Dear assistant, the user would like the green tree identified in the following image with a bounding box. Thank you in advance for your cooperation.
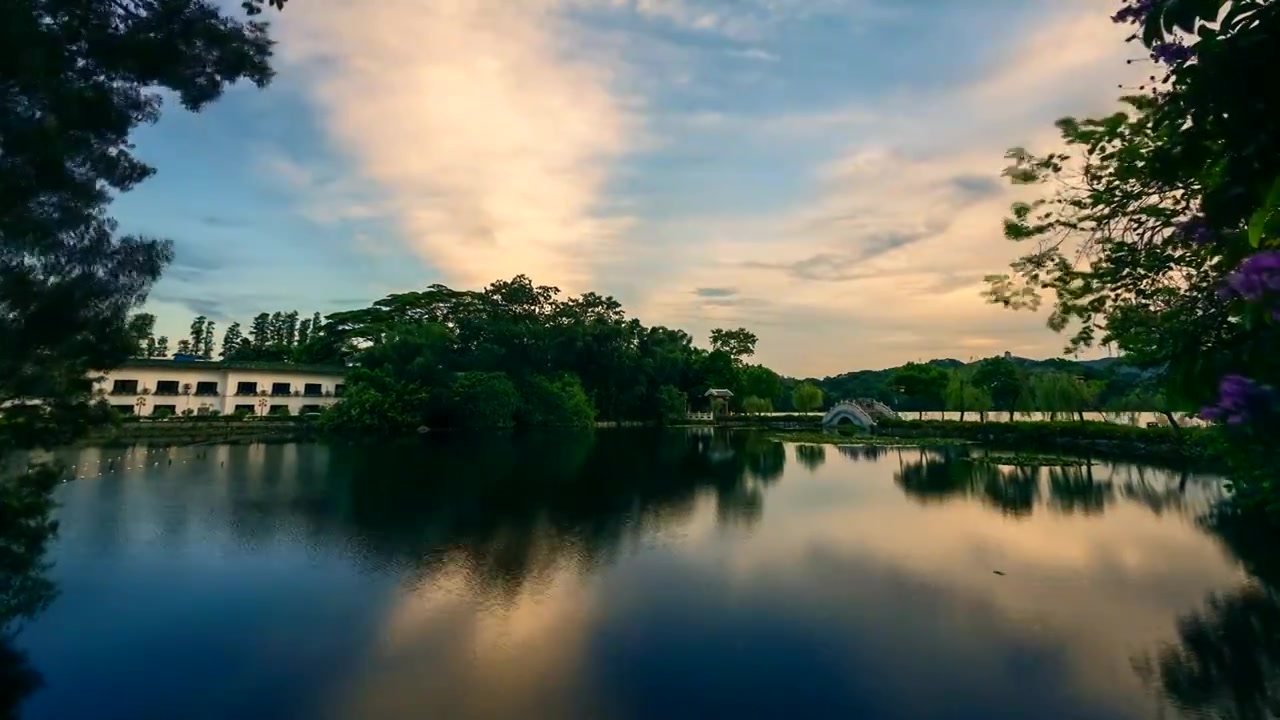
[317,369,431,439]
[283,311,299,348]
[985,0,1280,509]
[741,396,773,415]
[973,357,1024,421]
[220,322,245,360]
[297,317,312,348]
[201,319,216,359]
[154,336,169,358]
[126,313,156,358]
[248,313,271,353]
[792,382,824,412]
[944,370,994,422]
[188,316,207,358]
[0,0,286,682]
[519,375,596,427]
[655,385,688,425]
[268,311,285,346]
[741,365,782,407]
[316,276,775,431]
[892,362,950,419]
[175,339,192,355]
[710,327,758,362]
[1029,372,1096,421]
[450,372,521,429]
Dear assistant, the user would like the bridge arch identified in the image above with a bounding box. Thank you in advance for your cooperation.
[820,399,898,429]
[822,402,875,430]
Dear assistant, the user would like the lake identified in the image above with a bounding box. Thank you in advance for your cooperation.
[14,430,1276,720]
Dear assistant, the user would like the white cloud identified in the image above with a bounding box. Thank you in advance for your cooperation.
[728,47,780,62]
[630,0,1149,374]
[275,0,640,293]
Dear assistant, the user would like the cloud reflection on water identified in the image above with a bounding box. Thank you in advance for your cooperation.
[24,432,1269,720]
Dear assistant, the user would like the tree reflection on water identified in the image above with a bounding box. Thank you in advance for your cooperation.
[1137,512,1280,720]
[795,444,827,472]
[892,448,1043,518]
[882,443,1280,719]
[222,429,791,600]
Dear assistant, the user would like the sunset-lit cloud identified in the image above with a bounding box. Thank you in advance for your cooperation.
[122,0,1153,375]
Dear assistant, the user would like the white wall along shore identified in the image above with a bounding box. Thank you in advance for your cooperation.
[95,359,346,417]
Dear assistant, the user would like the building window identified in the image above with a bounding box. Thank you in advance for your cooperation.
[154,380,180,395]
[233,404,255,415]
[151,405,177,417]
[268,404,290,416]
[112,404,134,416]
[334,384,346,397]
[110,379,139,395]
[299,405,323,415]
[195,381,218,396]
[271,382,291,396]
[303,383,323,396]
[236,382,257,396]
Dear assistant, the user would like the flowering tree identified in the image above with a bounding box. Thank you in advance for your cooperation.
[986,0,1280,512]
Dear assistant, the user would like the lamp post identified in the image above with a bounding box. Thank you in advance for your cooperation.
[134,397,147,417]
[257,397,268,417]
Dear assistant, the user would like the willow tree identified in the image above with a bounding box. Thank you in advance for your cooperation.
[944,370,993,422]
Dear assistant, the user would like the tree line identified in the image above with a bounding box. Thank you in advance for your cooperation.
[309,276,789,433]
[805,355,1182,424]
[127,306,1175,426]
[127,310,334,363]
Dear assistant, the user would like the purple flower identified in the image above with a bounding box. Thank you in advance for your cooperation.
[1112,0,1156,25]
[1225,251,1280,302]
[1173,215,1214,245]
[1200,374,1277,425]
[1152,41,1194,65]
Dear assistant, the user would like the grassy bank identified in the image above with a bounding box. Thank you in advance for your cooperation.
[764,430,973,448]
[766,419,1224,467]
[84,417,318,445]
[871,419,1222,466]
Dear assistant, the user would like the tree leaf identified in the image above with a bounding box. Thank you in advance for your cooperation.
[1247,176,1280,248]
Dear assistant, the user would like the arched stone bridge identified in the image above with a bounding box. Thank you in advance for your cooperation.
[822,399,898,429]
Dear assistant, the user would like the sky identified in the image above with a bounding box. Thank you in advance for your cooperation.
[119,0,1147,378]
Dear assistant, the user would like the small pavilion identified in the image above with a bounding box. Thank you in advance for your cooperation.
[704,388,734,416]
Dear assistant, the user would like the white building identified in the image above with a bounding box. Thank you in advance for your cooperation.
[94,359,347,417]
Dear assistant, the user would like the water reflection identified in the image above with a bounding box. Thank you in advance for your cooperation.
[17,431,1273,720]
[795,444,827,472]
[1135,513,1280,720]
[1140,582,1280,720]
[890,447,1222,521]
[893,448,1041,517]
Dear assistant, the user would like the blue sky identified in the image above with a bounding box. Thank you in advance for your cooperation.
[121,0,1143,376]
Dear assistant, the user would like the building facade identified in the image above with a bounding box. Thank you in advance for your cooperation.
[94,359,347,417]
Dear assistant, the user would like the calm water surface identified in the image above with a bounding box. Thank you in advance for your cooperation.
[14,430,1278,719]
